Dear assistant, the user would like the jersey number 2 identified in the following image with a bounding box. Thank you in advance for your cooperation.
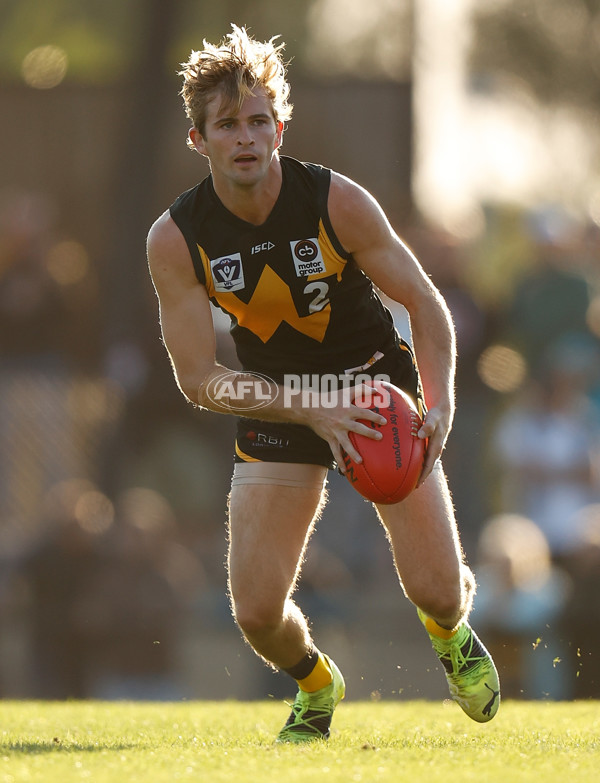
[304,281,330,313]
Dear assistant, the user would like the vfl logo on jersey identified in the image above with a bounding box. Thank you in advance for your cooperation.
[211,253,244,292]
[291,238,326,277]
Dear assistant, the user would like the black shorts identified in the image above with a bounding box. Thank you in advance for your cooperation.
[233,339,425,469]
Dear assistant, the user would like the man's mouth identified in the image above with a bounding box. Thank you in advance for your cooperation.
[235,154,257,163]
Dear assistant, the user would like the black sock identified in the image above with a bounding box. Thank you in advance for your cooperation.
[282,646,319,681]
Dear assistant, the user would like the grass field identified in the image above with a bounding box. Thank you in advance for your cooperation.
[1,699,599,783]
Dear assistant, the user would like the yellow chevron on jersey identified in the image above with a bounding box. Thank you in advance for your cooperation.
[314,219,345,283]
[205,258,331,343]
[197,220,346,344]
[199,246,216,299]
[169,156,398,375]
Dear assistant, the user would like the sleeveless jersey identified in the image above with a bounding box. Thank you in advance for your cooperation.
[169,156,398,380]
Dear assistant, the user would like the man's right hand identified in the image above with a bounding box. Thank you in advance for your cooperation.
[298,382,387,470]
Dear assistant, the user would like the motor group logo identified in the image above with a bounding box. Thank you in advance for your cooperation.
[291,238,326,277]
[205,371,392,411]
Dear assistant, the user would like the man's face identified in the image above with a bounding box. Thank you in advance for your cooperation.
[191,88,283,187]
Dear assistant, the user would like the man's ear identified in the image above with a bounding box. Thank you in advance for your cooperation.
[275,121,284,150]
[188,127,207,155]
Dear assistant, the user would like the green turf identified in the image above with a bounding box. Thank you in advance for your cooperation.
[1,700,599,782]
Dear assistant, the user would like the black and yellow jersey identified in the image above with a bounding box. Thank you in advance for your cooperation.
[169,156,398,380]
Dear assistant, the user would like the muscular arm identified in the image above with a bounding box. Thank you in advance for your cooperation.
[328,173,457,481]
[147,212,218,403]
[147,211,384,466]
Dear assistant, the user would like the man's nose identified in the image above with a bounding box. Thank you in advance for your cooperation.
[237,124,255,145]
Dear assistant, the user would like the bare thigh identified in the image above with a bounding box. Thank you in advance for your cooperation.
[227,465,328,623]
[376,463,470,623]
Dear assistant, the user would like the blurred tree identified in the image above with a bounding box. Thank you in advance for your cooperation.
[0,0,414,85]
[177,0,312,67]
[102,0,180,349]
[97,0,182,496]
[304,0,412,80]
[0,0,135,81]
[471,0,600,109]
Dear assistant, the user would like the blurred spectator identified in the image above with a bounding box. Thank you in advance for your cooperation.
[8,481,205,700]
[0,190,111,589]
[78,488,203,700]
[18,480,109,698]
[471,513,571,699]
[560,504,600,698]
[491,334,600,561]
[0,190,62,365]
[0,189,100,370]
[503,207,591,365]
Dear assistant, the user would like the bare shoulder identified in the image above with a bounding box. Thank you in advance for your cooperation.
[147,210,187,261]
[147,210,197,288]
[327,171,430,304]
[328,171,383,221]
[328,171,394,256]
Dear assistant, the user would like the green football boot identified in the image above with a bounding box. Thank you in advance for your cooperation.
[418,609,500,722]
[276,656,345,743]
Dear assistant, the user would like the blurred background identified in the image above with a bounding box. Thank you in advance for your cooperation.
[1,0,600,703]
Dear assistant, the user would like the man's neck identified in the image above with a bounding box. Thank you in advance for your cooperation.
[212,156,283,226]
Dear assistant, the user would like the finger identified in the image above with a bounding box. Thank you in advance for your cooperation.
[417,437,442,486]
[349,382,375,408]
[332,443,348,472]
[348,382,388,414]
[418,423,433,440]
[339,436,362,465]
[350,419,385,442]
[417,454,436,486]
[327,431,362,470]
[418,412,438,440]
[352,405,387,428]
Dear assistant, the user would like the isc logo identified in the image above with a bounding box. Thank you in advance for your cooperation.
[251,241,275,255]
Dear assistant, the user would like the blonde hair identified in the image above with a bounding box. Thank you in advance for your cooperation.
[179,25,292,147]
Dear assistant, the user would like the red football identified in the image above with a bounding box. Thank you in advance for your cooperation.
[342,380,425,504]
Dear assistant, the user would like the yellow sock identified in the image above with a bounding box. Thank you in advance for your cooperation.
[297,652,332,693]
[423,616,458,641]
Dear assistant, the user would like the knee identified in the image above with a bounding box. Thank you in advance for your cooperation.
[231,596,284,638]
[416,591,463,627]
[408,566,475,628]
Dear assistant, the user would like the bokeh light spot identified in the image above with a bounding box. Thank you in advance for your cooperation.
[74,490,115,535]
[477,344,527,392]
[22,45,68,89]
[118,488,176,532]
[46,240,90,286]
[586,296,600,339]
